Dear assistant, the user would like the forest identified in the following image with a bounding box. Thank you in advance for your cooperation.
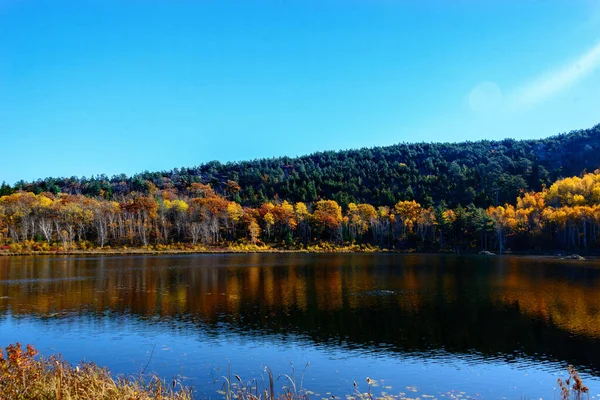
[1,124,600,253]
[3,124,600,209]
[2,168,600,254]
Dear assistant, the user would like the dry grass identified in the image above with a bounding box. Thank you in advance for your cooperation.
[558,365,589,400]
[0,343,192,400]
[217,364,313,400]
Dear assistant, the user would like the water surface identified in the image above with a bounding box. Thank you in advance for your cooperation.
[0,253,599,399]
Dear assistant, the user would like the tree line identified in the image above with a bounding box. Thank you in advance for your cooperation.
[2,172,600,253]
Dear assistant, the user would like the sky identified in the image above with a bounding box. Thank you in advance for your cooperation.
[1,0,599,184]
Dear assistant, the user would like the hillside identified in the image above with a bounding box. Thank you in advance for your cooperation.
[7,124,600,208]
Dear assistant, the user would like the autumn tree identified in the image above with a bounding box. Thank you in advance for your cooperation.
[394,200,421,241]
[248,219,261,245]
[294,202,311,243]
[312,200,343,242]
[33,194,55,243]
[189,192,228,245]
[0,192,37,242]
[120,194,158,246]
[346,203,377,242]
[487,204,517,254]
[225,202,244,239]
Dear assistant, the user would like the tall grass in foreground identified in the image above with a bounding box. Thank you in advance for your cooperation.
[0,343,192,400]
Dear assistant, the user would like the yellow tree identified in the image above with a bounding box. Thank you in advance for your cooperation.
[33,194,56,243]
[394,200,421,240]
[312,200,343,242]
[373,206,394,246]
[346,203,377,242]
[158,197,188,242]
[346,203,362,241]
[263,211,274,239]
[294,202,311,243]
[274,200,296,232]
[487,205,517,254]
[169,199,189,240]
[545,171,600,207]
[257,201,276,240]
[226,202,244,239]
[516,191,546,235]
[357,204,377,233]
[248,219,261,245]
[0,192,36,242]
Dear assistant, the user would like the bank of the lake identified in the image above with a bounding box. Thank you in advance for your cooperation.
[0,240,397,255]
[1,243,596,259]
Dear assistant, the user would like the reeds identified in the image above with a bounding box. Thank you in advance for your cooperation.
[558,365,589,400]
[218,363,311,400]
[0,343,192,400]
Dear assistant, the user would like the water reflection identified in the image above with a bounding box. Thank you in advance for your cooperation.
[1,254,600,382]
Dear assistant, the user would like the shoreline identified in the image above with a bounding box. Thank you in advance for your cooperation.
[0,247,387,257]
[0,246,595,258]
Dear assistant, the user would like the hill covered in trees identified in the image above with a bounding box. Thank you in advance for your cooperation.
[2,123,600,255]
[5,124,600,209]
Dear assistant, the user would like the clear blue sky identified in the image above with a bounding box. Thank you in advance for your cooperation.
[1,0,599,184]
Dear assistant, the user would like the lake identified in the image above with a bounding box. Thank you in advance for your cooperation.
[0,253,599,399]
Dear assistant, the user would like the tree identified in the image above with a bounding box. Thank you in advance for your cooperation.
[294,202,311,243]
[346,203,377,242]
[487,205,516,254]
[226,202,244,239]
[34,194,56,243]
[248,219,261,245]
[0,182,14,196]
[313,200,342,242]
[394,200,421,241]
